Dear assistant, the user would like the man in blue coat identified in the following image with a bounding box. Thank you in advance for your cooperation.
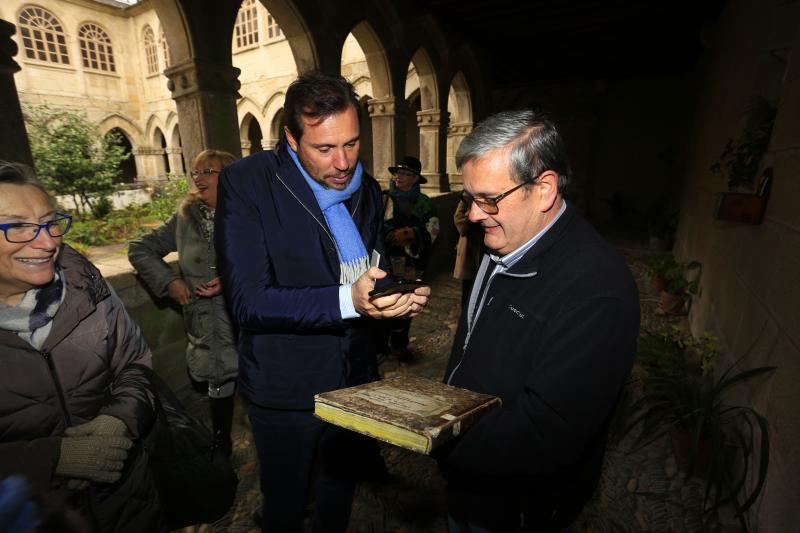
[438,109,640,532]
[215,71,430,532]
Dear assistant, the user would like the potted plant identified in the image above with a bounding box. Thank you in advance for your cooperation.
[709,97,777,192]
[644,254,701,314]
[626,327,775,531]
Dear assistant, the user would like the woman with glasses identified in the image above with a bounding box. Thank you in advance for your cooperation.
[128,149,239,455]
[0,161,165,532]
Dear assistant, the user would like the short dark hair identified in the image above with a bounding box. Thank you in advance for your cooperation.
[455,109,571,194]
[283,71,361,141]
[0,160,56,208]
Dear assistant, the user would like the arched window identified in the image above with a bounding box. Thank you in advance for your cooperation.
[18,6,69,65]
[79,23,115,73]
[233,0,259,51]
[143,25,157,74]
[266,12,282,41]
[159,29,171,69]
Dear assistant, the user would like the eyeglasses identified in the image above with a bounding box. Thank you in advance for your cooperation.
[190,168,221,178]
[460,178,537,215]
[0,213,73,243]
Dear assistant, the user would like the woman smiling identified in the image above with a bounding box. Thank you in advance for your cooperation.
[0,161,164,532]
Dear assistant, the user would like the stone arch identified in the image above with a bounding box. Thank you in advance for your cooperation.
[257,0,318,73]
[98,114,144,147]
[240,112,264,155]
[145,115,167,147]
[238,97,265,154]
[104,128,137,184]
[269,109,284,150]
[446,71,474,190]
[168,121,186,175]
[263,91,286,147]
[409,47,441,187]
[348,20,391,100]
[346,20,394,182]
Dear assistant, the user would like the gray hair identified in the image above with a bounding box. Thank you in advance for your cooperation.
[455,109,571,194]
[0,160,56,208]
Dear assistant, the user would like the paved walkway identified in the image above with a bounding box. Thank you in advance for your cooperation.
[88,244,722,532]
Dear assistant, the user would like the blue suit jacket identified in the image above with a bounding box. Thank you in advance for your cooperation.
[215,142,388,409]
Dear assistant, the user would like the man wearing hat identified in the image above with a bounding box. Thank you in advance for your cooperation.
[382,156,439,359]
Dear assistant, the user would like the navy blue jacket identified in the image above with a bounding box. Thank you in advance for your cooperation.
[438,205,640,530]
[215,142,387,409]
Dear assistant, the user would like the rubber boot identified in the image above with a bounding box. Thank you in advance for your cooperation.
[209,396,235,456]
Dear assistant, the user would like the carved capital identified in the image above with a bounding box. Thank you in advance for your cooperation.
[416,109,443,127]
[447,122,473,135]
[165,60,241,100]
[240,139,252,149]
[367,97,396,117]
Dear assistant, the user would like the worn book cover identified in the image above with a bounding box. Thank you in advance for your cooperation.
[314,375,501,454]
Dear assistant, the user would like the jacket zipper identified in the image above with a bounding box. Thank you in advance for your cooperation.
[41,351,72,427]
[275,171,337,246]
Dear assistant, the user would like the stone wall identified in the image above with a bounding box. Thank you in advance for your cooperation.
[675,0,800,529]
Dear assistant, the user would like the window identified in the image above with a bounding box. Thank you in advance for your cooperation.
[143,25,157,74]
[159,29,170,69]
[233,0,259,51]
[79,23,116,72]
[266,13,282,41]
[18,6,69,65]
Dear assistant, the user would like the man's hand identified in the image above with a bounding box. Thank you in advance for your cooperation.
[166,278,192,305]
[402,285,431,317]
[352,268,431,319]
[196,277,222,298]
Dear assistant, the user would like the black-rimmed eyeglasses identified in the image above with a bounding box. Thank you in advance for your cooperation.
[460,178,537,215]
[190,169,221,178]
[0,213,73,243]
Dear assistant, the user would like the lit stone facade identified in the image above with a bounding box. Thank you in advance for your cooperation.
[3,0,473,190]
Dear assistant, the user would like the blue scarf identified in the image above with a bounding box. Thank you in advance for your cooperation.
[287,147,369,284]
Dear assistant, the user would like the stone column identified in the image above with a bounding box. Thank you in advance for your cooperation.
[166,147,185,175]
[131,148,148,182]
[447,122,473,191]
[0,19,33,165]
[368,96,404,188]
[240,139,252,157]
[165,60,242,167]
[417,109,447,193]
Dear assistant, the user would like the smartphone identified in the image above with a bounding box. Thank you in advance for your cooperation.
[369,280,427,298]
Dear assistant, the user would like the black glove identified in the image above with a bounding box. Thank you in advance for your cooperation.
[55,435,133,484]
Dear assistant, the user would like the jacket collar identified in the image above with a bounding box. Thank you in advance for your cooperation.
[504,201,575,276]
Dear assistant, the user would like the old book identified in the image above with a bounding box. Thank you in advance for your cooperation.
[314,375,501,454]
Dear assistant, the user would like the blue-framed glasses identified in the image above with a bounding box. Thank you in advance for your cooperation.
[0,213,73,243]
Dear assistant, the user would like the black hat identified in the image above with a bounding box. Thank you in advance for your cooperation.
[388,155,427,184]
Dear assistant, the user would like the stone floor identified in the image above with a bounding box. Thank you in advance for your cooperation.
[170,243,725,533]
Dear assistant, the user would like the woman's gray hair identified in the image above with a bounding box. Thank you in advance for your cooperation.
[0,160,56,208]
[455,109,571,194]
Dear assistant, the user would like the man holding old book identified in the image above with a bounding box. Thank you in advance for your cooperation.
[215,71,429,532]
[438,109,640,532]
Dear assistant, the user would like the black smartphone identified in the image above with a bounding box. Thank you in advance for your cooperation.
[369,280,427,298]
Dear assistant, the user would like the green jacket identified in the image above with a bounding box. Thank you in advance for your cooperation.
[128,198,238,385]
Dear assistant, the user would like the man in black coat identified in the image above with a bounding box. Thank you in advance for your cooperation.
[437,109,640,532]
